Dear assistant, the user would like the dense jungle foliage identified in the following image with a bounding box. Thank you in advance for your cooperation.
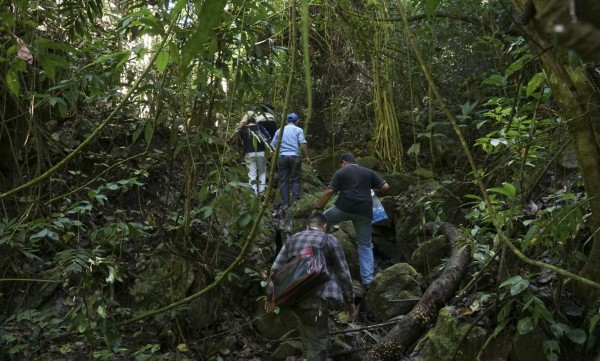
[2,0,600,360]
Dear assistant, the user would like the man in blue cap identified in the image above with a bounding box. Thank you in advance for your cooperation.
[271,113,310,207]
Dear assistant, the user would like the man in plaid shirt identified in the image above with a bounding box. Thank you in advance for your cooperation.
[266,212,355,360]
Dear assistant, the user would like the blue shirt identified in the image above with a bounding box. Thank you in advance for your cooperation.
[271,123,307,157]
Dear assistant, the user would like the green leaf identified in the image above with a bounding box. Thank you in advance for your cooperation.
[144,122,154,144]
[510,279,529,296]
[566,329,586,345]
[156,50,169,73]
[497,300,513,323]
[6,69,20,95]
[517,317,533,335]
[550,323,570,338]
[482,74,507,87]
[30,229,48,241]
[1,12,16,27]
[407,143,420,156]
[181,0,227,67]
[489,182,516,200]
[499,275,523,288]
[526,72,545,97]
[424,0,441,18]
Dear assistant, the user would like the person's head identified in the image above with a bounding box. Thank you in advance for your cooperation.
[307,212,327,231]
[287,113,299,123]
[246,116,257,124]
[339,152,356,167]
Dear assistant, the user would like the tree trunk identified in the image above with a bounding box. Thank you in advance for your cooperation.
[363,222,471,361]
[511,0,600,303]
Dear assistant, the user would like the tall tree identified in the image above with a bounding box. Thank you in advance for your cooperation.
[511,0,600,303]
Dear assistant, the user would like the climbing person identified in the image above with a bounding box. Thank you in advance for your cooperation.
[270,112,310,207]
[231,115,272,195]
[256,104,278,138]
[313,152,390,287]
[265,212,355,361]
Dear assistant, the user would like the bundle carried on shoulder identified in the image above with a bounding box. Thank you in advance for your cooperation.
[266,245,329,307]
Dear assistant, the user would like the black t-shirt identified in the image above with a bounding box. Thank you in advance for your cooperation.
[238,124,271,154]
[328,164,386,217]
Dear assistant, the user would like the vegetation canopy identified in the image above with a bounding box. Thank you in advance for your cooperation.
[1,0,600,360]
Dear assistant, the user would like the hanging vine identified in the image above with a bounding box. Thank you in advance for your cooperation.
[372,0,403,173]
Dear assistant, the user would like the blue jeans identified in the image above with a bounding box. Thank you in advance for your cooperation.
[277,155,302,206]
[324,206,374,285]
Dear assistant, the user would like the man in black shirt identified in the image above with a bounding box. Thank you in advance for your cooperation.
[314,152,389,286]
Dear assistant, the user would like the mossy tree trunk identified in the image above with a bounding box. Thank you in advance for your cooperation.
[511,0,600,303]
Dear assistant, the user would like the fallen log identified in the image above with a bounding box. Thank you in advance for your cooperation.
[363,222,471,361]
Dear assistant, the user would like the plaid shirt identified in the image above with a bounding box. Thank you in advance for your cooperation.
[270,228,354,305]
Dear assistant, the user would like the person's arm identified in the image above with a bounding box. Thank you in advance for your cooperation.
[314,187,335,211]
[379,182,390,191]
[270,130,279,149]
[300,143,310,163]
[328,236,356,319]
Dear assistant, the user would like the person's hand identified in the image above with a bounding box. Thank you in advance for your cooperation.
[303,157,311,164]
[345,303,356,321]
[264,300,276,313]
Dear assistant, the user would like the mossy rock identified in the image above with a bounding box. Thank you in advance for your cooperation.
[411,235,451,277]
[421,306,486,361]
[380,172,419,196]
[313,153,339,182]
[271,340,303,360]
[334,231,360,281]
[253,301,299,340]
[366,263,422,321]
[357,155,380,170]
[414,167,435,179]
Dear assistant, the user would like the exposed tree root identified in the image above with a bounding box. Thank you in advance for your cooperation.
[363,222,471,361]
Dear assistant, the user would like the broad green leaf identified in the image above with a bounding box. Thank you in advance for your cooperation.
[499,275,523,288]
[550,323,570,338]
[497,300,513,323]
[523,225,539,245]
[6,69,20,95]
[510,279,529,296]
[489,183,516,200]
[517,317,533,335]
[144,122,154,144]
[156,50,169,72]
[566,329,586,345]
[1,12,16,27]
[424,0,441,18]
[30,229,48,241]
[482,74,507,87]
[526,73,545,97]
[407,143,420,156]
[181,0,227,67]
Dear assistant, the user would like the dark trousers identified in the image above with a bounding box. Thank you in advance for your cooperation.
[277,155,302,206]
[287,298,329,361]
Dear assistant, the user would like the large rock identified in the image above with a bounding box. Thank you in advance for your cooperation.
[253,302,299,340]
[366,263,423,321]
[313,152,339,182]
[334,230,361,281]
[271,340,303,360]
[380,172,419,196]
[420,307,487,361]
[411,235,451,277]
[357,155,380,170]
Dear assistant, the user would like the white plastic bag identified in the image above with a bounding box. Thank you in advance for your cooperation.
[372,192,388,224]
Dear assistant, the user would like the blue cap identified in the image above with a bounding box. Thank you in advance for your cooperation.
[286,113,299,122]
